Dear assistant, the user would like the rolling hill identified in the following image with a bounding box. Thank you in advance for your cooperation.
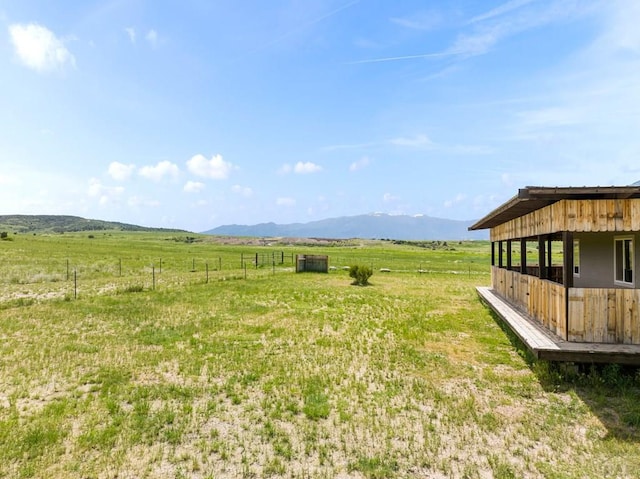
[203,213,488,241]
[0,215,188,234]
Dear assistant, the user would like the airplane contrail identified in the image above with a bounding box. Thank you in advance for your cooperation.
[250,0,361,54]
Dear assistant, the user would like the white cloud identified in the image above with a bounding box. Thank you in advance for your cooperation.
[383,193,399,203]
[187,154,235,179]
[349,156,370,172]
[139,160,180,181]
[276,197,296,206]
[231,185,253,197]
[87,178,124,205]
[108,161,136,181]
[146,29,158,48]
[184,181,205,193]
[279,162,322,174]
[294,161,322,174]
[9,23,75,72]
[390,134,433,148]
[125,27,136,44]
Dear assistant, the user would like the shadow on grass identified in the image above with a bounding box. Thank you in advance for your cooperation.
[487,309,640,443]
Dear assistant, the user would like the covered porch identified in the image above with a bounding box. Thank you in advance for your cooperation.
[477,286,640,365]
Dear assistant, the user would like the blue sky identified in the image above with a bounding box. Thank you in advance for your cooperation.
[1,0,639,232]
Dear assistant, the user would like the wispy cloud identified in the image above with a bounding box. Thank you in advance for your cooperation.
[128,196,160,208]
[468,0,535,24]
[276,197,296,207]
[390,134,434,148]
[351,1,585,64]
[87,178,124,205]
[248,0,360,55]
[390,10,443,31]
[321,141,377,151]
[383,192,399,203]
[125,27,136,44]
[349,156,370,172]
[231,185,253,197]
[9,23,75,72]
[145,29,158,48]
[444,193,466,208]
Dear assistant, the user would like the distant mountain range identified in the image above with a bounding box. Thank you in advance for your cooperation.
[204,213,488,241]
[0,215,187,234]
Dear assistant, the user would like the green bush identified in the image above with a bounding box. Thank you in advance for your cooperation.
[349,264,373,286]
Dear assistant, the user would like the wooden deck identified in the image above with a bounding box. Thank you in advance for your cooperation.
[476,287,640,365]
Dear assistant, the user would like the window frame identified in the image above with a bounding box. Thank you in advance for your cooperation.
[573,239,580,277]
[614,235,635,287]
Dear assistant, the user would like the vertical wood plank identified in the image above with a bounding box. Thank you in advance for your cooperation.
[607,290,617,343]
[569,289,584,341]
[614,200,624,232]
[632,200,640,231]
[567,200,577,231]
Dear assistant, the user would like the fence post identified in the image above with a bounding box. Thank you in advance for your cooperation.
[119,258,122,277]
[219,256,222,271]
[66,259,69,281]
[152,265,156,290]
[74,269,77,299]
[206,262,209,284]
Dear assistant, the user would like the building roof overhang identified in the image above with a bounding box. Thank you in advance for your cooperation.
[469,186,640,231]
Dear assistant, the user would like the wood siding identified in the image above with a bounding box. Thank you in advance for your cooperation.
[492,266,567,339]
[490,199,640,241]
[568,288,640,344]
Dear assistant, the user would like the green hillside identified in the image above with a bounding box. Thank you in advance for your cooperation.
[0,215,188,234]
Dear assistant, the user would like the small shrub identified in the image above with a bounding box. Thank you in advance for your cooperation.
[122,284,144,293]
[349,264,373,286]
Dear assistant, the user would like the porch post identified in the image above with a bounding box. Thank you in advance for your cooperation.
[562,231,573,341]
[547,237,552,280]
[538,235,547,279]
[562,232,574,288]
[491,242,495,266]
[520,238,527,274]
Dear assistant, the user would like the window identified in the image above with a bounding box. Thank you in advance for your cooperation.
[573,239,580,276]
[614,236,634,285]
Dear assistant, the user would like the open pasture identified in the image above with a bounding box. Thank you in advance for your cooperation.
[1,232,639,478]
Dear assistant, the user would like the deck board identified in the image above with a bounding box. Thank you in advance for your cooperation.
[476,286,640,365]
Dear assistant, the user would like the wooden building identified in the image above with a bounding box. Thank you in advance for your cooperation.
[469,186,640,363]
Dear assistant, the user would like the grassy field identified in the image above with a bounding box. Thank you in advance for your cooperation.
[1,232,639,478]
